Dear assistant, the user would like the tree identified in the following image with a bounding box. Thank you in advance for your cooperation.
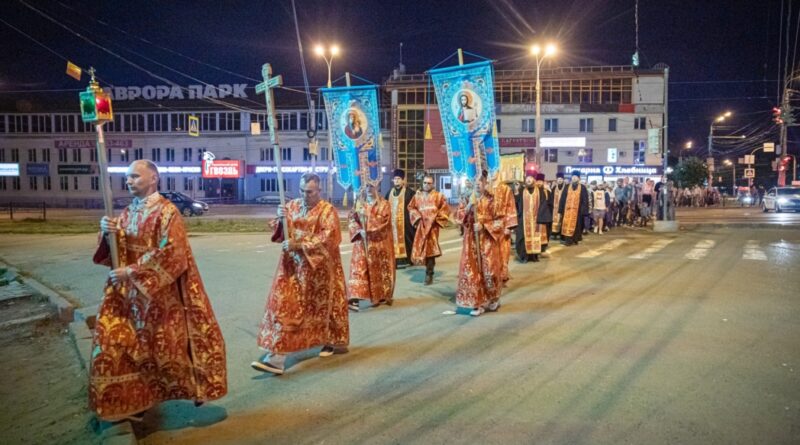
[669,157,709,188]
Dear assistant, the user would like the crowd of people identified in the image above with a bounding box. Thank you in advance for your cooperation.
[90,160,683,425]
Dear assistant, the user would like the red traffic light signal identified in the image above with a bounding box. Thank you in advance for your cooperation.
[773,107,784,125]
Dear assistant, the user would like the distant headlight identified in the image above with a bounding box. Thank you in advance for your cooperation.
[777,197,789,204]
[192,202,203,208]
[743,197,752,202]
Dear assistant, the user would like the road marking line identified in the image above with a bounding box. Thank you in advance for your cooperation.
[629,239,675,259]
[442,245,464,254]
[685,239,716,260]
[742,240,767,261]
[577,239,628,258]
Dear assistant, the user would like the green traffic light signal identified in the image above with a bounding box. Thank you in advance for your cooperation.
[80,90,97,122]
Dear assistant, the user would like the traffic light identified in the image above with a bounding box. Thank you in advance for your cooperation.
[80,89,113,123]
[772,107,784,125]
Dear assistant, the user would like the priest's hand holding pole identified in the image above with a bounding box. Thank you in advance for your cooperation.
[100,216,119,235]
[473,222,483,233]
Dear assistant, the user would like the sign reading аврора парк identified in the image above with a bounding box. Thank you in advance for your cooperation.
[104,84,248,101]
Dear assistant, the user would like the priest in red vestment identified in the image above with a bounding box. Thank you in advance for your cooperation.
[347,181,396,311]
[93,160,227,422]
[455,171,505,317]
[252,173,349,375]
[408,174,451,285]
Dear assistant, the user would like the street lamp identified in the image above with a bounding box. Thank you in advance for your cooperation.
[707,111,733,186]
[723,158,735,192]
[315,44,340,202]
[680,140,692,162]
[529,42,557,171]
[315,44,339,88]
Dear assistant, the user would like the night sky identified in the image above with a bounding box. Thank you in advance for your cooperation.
[0,0,794,158]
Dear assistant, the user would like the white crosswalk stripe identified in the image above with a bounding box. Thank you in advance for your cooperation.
[685,239,716,260]
[628,238,675,259]
[577,239,628,258]
[742,240,768,261]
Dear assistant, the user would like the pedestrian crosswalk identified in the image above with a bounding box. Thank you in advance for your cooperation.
[248,232,791,263]
[685,239,716,260]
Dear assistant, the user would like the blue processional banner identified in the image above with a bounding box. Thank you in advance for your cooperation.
[321,85,383,191]
[429,60,500,182]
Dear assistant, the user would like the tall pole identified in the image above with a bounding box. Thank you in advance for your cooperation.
[661,67,669,221]
[325,57,335,203]
[732,164,736,191]
[707,124,713,187]
[95,122,118,268]
[534,59,543,170]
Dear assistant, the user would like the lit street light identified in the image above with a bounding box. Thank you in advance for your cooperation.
[315,44,341,201]
[707,111,733,186]
[723,158,736,191]
[529,42,557,171]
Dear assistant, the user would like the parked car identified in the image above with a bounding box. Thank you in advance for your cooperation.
[254,193,294,205]
[160,192,209,216]
[762,186,800,212]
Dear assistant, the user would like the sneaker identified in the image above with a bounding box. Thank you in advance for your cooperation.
[319,345,348,357]
[487,301,501,312]
[594,226,599,234]
[469,307,485,317]
[348,299,360,312]
[251,359,284,375]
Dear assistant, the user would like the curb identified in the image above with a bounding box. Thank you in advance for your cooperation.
[23,276,75,322]
[680,222,800,230]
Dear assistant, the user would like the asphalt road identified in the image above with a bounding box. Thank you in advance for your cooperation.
[1,223,799,444]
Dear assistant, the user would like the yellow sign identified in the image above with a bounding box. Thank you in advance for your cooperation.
[66,61,82,81]
[250,121,261,136]
[499,153,525,182]
[188,115,199,137]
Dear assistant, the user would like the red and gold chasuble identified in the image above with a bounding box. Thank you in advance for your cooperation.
[493,181,516,280]
[560,185,582,237]
[408,190,450,265]
[389,187,408,260]
[454,194,505,309]
[257,199,349,354]
[348,197,396,304]
[522,188,548,254]
[552,184,566,234]
[91,193,227,421]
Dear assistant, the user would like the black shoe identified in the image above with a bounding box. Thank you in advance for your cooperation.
[126,411,146,422]
[348,299,360,312]
[424,274,433,285]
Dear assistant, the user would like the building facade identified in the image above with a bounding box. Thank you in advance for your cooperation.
[385,64,667,197]
[1,64,667,206]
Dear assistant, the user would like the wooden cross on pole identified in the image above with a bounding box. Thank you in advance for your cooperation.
[256,63,289,230]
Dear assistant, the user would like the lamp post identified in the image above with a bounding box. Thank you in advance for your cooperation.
[315,44,340,202]
[530,43,556,171]
[707,111,732,186]
[723,159,735,192]
[680,140,692,163]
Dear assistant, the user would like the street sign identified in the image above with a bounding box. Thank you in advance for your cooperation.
[647,128,660,154]
[744,168,755,178]
[744,154,755,164]
[188,115,199,137]
[764,142,775,153]
[738,157,746,164]
[250,122,261,136]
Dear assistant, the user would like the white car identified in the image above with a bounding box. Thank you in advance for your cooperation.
[762,187,800,212]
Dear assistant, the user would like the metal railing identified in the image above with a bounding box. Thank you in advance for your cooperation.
[0,202,47,220]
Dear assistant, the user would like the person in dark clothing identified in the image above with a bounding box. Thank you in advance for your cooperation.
[384,169,417,268]
[558,170,590,246]
[514,173,553,262]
